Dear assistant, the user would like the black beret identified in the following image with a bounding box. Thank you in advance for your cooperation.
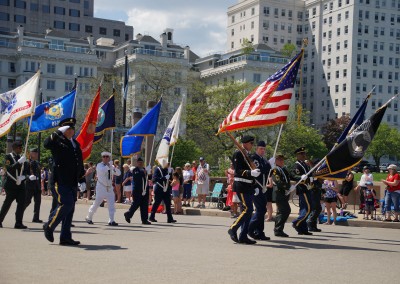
[257,140,266,147]
[294,147,306,154]
[29,148,38,153]
[241,135,255,143]
[137,157,144,162]
[12,141,23,148]
[59,117,76,127]
[275,153,286,159]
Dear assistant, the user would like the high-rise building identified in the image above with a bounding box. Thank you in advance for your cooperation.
[227,0,400,128]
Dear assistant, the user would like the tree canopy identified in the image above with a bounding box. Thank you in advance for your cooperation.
[366,123,400,166]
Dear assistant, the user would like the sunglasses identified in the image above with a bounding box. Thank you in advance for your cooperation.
[102,156,110,158]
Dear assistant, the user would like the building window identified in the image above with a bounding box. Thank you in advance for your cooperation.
[113,29,120,37]
[69,9,80,17]
[65,65,74,75]
[231,42,234,49]
[85,25,92,33]
[9,62,15,72]
[342,98,346,106]
[251,7,255,15]
[65,82,73,91]
[70,0,81,3]
[42,5,50,13]
[69,23,80,31]
[47,64,56,74]
[253,73,261,83]
[14,14,26,23]
[99,27,107,35]
[0,0,10,6]
[30,3,38,11]
[54,21,65,29]
[47,80,55,90]
[0,12,10,21]
[14,0,26,9]
[231,15,235,23]
[54,6,65,15]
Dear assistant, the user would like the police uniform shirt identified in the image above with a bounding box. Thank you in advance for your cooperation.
[232,149,255,194]
[251,153,271,188]
[132,166,146,193]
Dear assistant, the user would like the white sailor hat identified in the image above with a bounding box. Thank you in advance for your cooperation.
[101,152,112,157]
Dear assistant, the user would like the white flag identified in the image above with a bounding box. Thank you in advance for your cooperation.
[0,71,40,137]
[156,102,183,167]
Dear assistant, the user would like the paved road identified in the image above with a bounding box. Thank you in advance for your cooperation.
[0,196,399,284]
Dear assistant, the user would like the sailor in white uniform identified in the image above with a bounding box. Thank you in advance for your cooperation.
[86,152,121,226]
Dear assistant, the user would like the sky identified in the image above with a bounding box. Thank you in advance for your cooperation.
[94,0,238,57]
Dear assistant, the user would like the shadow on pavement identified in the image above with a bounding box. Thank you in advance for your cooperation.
[27,228,99,235]
[69,244,128,251]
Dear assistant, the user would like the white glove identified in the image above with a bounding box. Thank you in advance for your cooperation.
[286,185,296,196]
[108,161,113,167]
[251,169,261,177]
[300,174,308,181]
[165,174,170,180]
[130,166,134,171]
[309,177,314,182]
[58,125,70,133]
[145,165,151,173]
[18,155,26,164]
[29,175,37,181]
[163,187,167,193]
[17,175,26,183]
[254,188,260,196]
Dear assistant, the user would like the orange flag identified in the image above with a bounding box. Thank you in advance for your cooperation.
[76,86,101,161]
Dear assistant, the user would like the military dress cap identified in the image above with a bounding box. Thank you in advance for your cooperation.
[12,141,23,147]
[294,147,306,154]
[137,157,144,162]
[275,153,286,159]
[29,148,38,153]
[241,135,255,143]
[59,117,76,127]
[257,140,266,147]
[101,151,111,157]
[199,157,205,161]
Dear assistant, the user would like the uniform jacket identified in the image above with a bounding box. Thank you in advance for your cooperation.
[44,130,84,187]
[132,166,147,194]
[3,152,27,190]
[152,166,169,193]
[24,159,41,189]
[271,166,293,193]
[96,162,121,190]
[232,149,255,194]
[251,153,271,189]
[292,160,313,193]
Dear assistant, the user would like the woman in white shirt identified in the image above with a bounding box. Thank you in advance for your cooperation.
[182,163,194,207]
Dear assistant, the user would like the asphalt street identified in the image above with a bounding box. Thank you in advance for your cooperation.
[0,196,399,284]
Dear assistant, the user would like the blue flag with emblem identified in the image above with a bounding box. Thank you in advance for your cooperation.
[29,89,76,133]
[120,99,162,157]
[94,94,115,144]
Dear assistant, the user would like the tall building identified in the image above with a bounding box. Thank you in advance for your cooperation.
[227,0,400,128]
[0,0,133,42]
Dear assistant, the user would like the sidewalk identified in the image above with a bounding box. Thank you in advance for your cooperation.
[69,196,400,230]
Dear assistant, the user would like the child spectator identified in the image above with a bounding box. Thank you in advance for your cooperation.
[171,172,181,214]
[363,181,376,220]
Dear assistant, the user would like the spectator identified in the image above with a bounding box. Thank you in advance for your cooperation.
[224,162,234,212]
[338,170,354,209]
[323,180,339,225]
[121,164,133,204]
[175,167,184,211]
[182,163,194,207]
[363,181,376,220]
[354,166,373,214]
[196,157,210,209]
[113,160,122,203]
[85,162,95,200]
[40,167,49,196]
[191,160,198,181]
[171,172,181,214]
[381,164,400,222]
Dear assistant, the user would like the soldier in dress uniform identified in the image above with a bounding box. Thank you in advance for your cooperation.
[43,118,84,245]
[272,154,295,237]
[124,157,152,225]
[86,152,121,226]
[24,148,42,223]
[149,160,176,223]
[0,140,28,229]
[227,135,260,245]
[291,147,313,235]
[248,140,271,241]
[307,159,323,232]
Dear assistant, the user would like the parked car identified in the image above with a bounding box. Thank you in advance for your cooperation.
[379,163,389,172]
[352,161,380,173]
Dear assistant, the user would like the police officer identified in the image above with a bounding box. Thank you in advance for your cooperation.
[228,135,260,245]
[149,160,176,223]
[0,141,28,229]
[292,147,313,235]
[307,159,323,232]
[124,157,151,225]
[272,154,294,237]
[86,152,121,226]
[248,140,271,241]
[24,148,42,223]
[43,118,84,245]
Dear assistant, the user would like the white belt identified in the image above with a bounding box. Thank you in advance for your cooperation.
[234,177,253,184]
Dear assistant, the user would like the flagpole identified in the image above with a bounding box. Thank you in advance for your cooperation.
[170,144,176,167]
[265,124,284,187]
[110,129,114,157]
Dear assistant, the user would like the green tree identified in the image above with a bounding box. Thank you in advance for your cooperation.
[170,139,202,169]
[280,43,297,58]
[321,115,351,149]
[241,38,255,55]
[366,123,400,166]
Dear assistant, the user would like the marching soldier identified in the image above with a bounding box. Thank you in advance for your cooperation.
[248,140,271,241]
[292,147,313,235]
[24,148,42,223]
[86,152,121,226]
[0,141,28,229]
[272,154,294,237]
[43,118,84,245]
[228,135,260,245]
[307,159,323,232]
[124,157,152,225]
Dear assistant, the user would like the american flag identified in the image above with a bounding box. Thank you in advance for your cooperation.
[218,50,303,134]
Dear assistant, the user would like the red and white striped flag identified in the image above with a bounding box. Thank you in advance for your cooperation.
[218,50,303,134]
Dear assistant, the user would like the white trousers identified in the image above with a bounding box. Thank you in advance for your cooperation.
[87,184,115,223]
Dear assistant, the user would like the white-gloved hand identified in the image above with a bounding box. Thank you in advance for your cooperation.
[18,155,26,164]
[29,175,37,181]
[163,186,167,193]
[300,174,308,181]
[165,174,170,180]
[130,166,134,171]
[145,165,151,173]
[309,177,314,182]
[286,185,296,196]
[58,125,70,133]
[17,175,26,182]
[108,161,113,167]
[254,188,260,196]
[251,169,261,177]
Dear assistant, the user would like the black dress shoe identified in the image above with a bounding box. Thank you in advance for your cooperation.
[142,221,151,225]
[108,221,118,226]
[167,219,177,223]
[14,223,28,229]
[124,212,131,224]
[0,223,3,228]
[238,238,257,245]
[43,223,54,243]
[71,224,75,227]
[228,229,239,243]
[85,218,94,225]
[257,235,271,241]
[149,218,157,222]
[274,231,289,237]
[298,231,313,235]
[59,239,80,246]
[32,219,43,223]
[308,227,322,232]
